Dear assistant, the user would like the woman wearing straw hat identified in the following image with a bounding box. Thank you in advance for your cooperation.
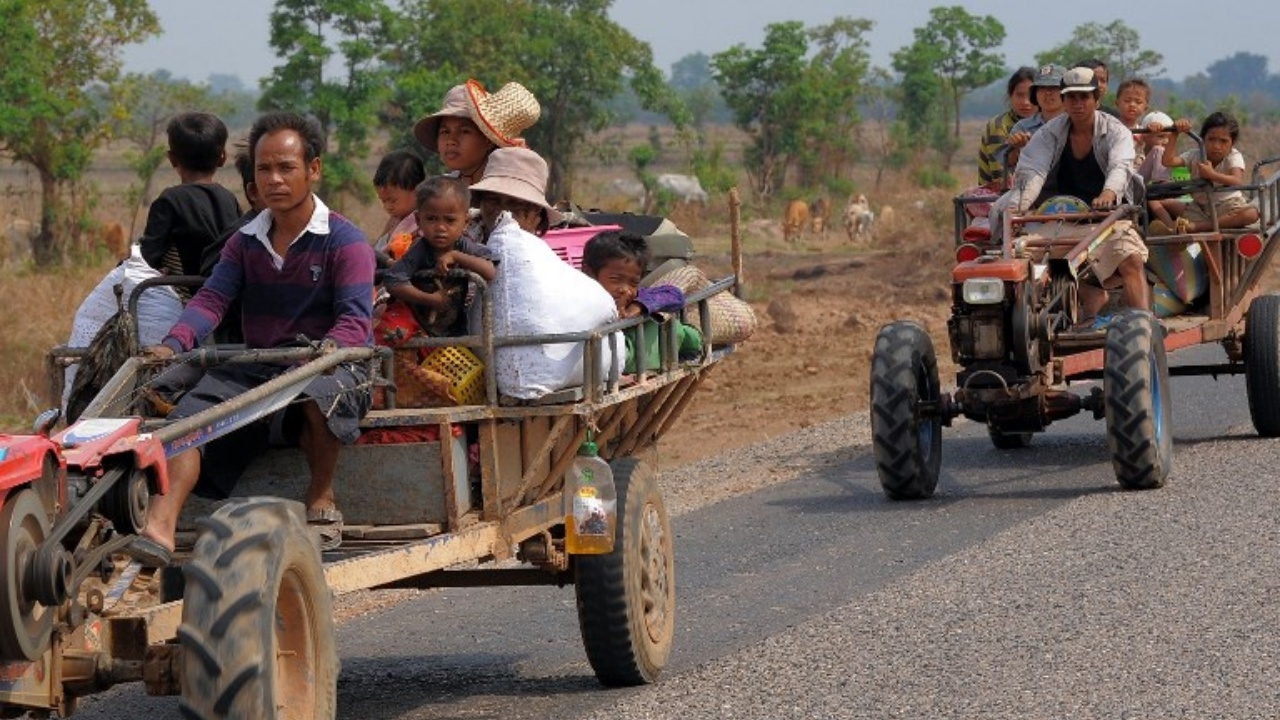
[412,79,541,187]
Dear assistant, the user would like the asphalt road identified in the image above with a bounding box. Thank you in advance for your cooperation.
[69,345,1280,718]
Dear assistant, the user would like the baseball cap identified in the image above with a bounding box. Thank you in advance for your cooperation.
[1033,64,1065,87]
[1060,67,1099,94]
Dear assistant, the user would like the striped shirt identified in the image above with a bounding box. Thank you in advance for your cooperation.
[162,195,375,352]
[978,109,1020,186]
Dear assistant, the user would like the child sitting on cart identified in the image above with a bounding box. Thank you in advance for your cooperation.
[1154,111,1261,234]
[582,231,702,372]
[383,176,497,337]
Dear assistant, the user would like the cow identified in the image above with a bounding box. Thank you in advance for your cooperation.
[100,221,128,261]
[4,216,35,266]
[879,205,896,233]
[843,194,874,243]
[783,199,809,243]
[606,178,647,209]
[809,197,830,236]
[655,173,709,205]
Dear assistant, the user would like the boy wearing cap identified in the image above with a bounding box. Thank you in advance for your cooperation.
[995,66,1148,322]
[999,64,1067,178]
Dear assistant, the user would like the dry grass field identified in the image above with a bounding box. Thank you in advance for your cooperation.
[3,120,1279,468]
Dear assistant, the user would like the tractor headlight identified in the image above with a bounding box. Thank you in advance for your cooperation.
[962,278,1005,305]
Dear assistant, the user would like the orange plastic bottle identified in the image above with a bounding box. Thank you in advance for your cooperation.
[563,440,616,555]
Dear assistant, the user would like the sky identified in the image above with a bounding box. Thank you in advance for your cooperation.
[121,0,1279,87]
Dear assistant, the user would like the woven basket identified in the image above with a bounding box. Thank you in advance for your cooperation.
[392,346,486,408]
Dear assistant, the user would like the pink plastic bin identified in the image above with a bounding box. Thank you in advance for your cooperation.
[542,225,622,269]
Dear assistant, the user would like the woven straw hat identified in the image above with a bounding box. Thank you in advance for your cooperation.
[470,147,563,226]
[413,85,471,152]
[464,80,540,149]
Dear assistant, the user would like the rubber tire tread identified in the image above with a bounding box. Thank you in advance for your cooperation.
[177,497,337,720]
[1244,294,1280,437]
[574,457,674,687]
[870,321,942,500]
[1104,311,1173,490]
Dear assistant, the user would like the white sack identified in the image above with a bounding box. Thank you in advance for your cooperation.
[488,213,619,399]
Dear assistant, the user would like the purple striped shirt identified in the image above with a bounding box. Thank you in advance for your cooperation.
[162,204,374,352]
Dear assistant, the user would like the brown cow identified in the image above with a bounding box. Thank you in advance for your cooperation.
[809,197,830,236]
[100,221,127,261]
[783,199,809,243]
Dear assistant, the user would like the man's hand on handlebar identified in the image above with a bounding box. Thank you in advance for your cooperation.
[1091,189,1118,210]
[142,344,175,362]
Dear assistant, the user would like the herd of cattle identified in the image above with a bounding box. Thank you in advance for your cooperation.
[784,193,882,244]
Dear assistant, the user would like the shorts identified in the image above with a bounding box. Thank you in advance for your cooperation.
[168,360,371,500]
[1183,194,1254,225]
[1088,220,1149,282]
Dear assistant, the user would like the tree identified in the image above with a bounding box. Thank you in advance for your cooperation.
[259,0,392,208]
[1035,20,1164,84]
[111,71,233,236]
[0,0,159,265]
[894,5,1004,169]
[384,0,683,201]
[713,18,874,201]
[1206,53,1269,99]
[669,53,724,129]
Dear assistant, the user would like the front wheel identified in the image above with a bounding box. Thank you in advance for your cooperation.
[870,322,942,500]
[1244,294,1280,436]
[1104,312,1173,489]
[178,498,338,719]
[574,457,674,687]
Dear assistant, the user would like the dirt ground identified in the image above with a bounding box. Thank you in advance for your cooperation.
[649,202,958,470]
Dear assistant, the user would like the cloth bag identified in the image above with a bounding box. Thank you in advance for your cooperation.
[488,213,619,399]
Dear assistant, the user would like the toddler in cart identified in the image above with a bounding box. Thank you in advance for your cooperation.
[382,175,497,338]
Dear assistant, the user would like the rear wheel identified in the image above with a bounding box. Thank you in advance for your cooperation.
[870,322,942,500]
[574,457,674,687]
[178,498,337,719]
[1104,311,1172,490]
[1244,294,1280,436]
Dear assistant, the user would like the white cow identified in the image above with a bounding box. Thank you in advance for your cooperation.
[655,173,709,204]
[843,194,874,243]
[606,178,647,208]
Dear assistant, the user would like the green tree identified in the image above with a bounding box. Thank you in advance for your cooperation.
[669,52,724,129]
[259,0,392,208]
[0,0,158,265]
[713,18,873,201]
[112,71,234,236]
[385,0,683,201]
[894,5,1004,169]
[1035,20,1164,84]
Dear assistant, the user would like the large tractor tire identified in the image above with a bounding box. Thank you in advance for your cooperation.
[870,322,942,500]
[1104,312,1173,490]
[178,498,337,720]
[1244,294,1280,437]
[574,457,674,687]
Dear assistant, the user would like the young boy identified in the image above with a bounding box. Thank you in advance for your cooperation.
[1159,111,1261,233]
[139,112,241,291]
[371,149,426,265]
[581,231,701,373]
[383,176,496,336]
[1115,78,1150,130]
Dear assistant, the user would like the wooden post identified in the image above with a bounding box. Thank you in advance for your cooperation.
[730,187,744,299]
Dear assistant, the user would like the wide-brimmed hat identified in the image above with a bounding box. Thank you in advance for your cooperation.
[464,80,540,149]
[413,85,471,152]
[470,147,564,226]
[1060,67,1099,95]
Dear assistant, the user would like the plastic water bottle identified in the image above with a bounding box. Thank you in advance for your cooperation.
[564,440,616,554]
